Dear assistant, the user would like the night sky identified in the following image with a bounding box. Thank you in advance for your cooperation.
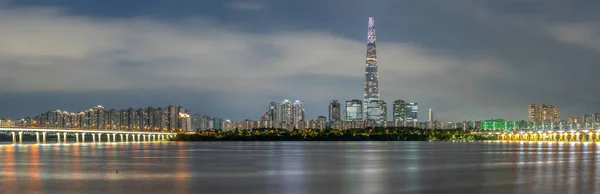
[1,0,599,121]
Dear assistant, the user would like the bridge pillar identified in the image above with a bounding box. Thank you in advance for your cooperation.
[57,133,61,143]
[11,132,15,144]
[143,135,146,142]
[98,134,102,143]
[106,134,110,143]
[18,131,22,144]
[137,134,141,142]
[113,134,116,143]
[43,132,46,143]
[36,132,40,143]
[120,134,123,142]
[63,133,67,143]
[92,134,96,142]
[82,133,86,143]
[75,133,79,143]
[126,134,129,142]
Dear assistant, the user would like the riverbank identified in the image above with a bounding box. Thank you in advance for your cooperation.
[172,128,498,141]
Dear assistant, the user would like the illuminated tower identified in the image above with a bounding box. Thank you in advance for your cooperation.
[364,16,379,101]
[363,17,385,126]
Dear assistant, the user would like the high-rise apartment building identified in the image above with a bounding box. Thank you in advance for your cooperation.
[428,108,434,122]
[583,114,594,124]
[528,104,559,122]
[292,100,303,124]
[267,102,281,122]
[405,102,418,122]
[329,100,341,123]
[392,100,406,122]
[281,100,292,125]
[345,99,364,121]
[29,105,192,132]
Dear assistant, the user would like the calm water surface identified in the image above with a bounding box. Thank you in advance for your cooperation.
[0,141,598,194]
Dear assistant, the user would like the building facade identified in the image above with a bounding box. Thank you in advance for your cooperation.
[405,102,418,122]
[428,108,434,122]
[392,100,406,122]
[528,104,560,122]
[364,99,387,127]
[329,100,341,125]
[345,99,364,121]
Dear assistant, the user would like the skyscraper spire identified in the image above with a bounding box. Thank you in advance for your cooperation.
[364,16,379,100]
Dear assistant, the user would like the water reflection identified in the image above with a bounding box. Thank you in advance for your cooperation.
[29,145,42,193]
[402,143,420,193]
[174,142,190,194]
[0,142,600,194]
[280,143,305,194]
[1,146,16,193]
[358,143,383,194]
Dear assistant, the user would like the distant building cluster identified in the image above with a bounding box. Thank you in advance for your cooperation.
[567,113,600,125]
[13,105,224,132]
[261,99,306,129]
[0,118,14,127]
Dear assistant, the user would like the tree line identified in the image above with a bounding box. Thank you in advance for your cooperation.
[173,127,498,141]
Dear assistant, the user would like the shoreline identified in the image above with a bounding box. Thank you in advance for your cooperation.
[171,128,499,141]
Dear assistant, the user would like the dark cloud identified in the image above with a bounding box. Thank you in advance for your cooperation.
[1,1,599,121]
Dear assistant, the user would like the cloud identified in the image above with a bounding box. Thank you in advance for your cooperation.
[545,23,600,52]
[226,1,267,11]
[0,4,570,121]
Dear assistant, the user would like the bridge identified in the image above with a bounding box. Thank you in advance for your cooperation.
[482,130,600,142]
[0,127,177,144]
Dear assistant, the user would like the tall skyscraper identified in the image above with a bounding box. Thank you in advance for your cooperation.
[345,99,364,121]
[392,100,406,122]
[528,104,559,122]
[364,16,379,101]
[329,100,341,123]
[406,102,418,122]
[362,17,385,126]
[428,108,434,122]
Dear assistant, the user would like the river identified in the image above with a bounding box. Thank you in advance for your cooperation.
[0,141,597,194]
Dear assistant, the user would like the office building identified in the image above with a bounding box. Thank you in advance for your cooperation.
[406,102,418,122]
[365,99,387,127]
[345,99,363,121]
[392,100,406,122]
[329,100,341,123]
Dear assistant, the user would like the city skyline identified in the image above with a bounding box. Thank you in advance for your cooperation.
[1,1,600,121]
